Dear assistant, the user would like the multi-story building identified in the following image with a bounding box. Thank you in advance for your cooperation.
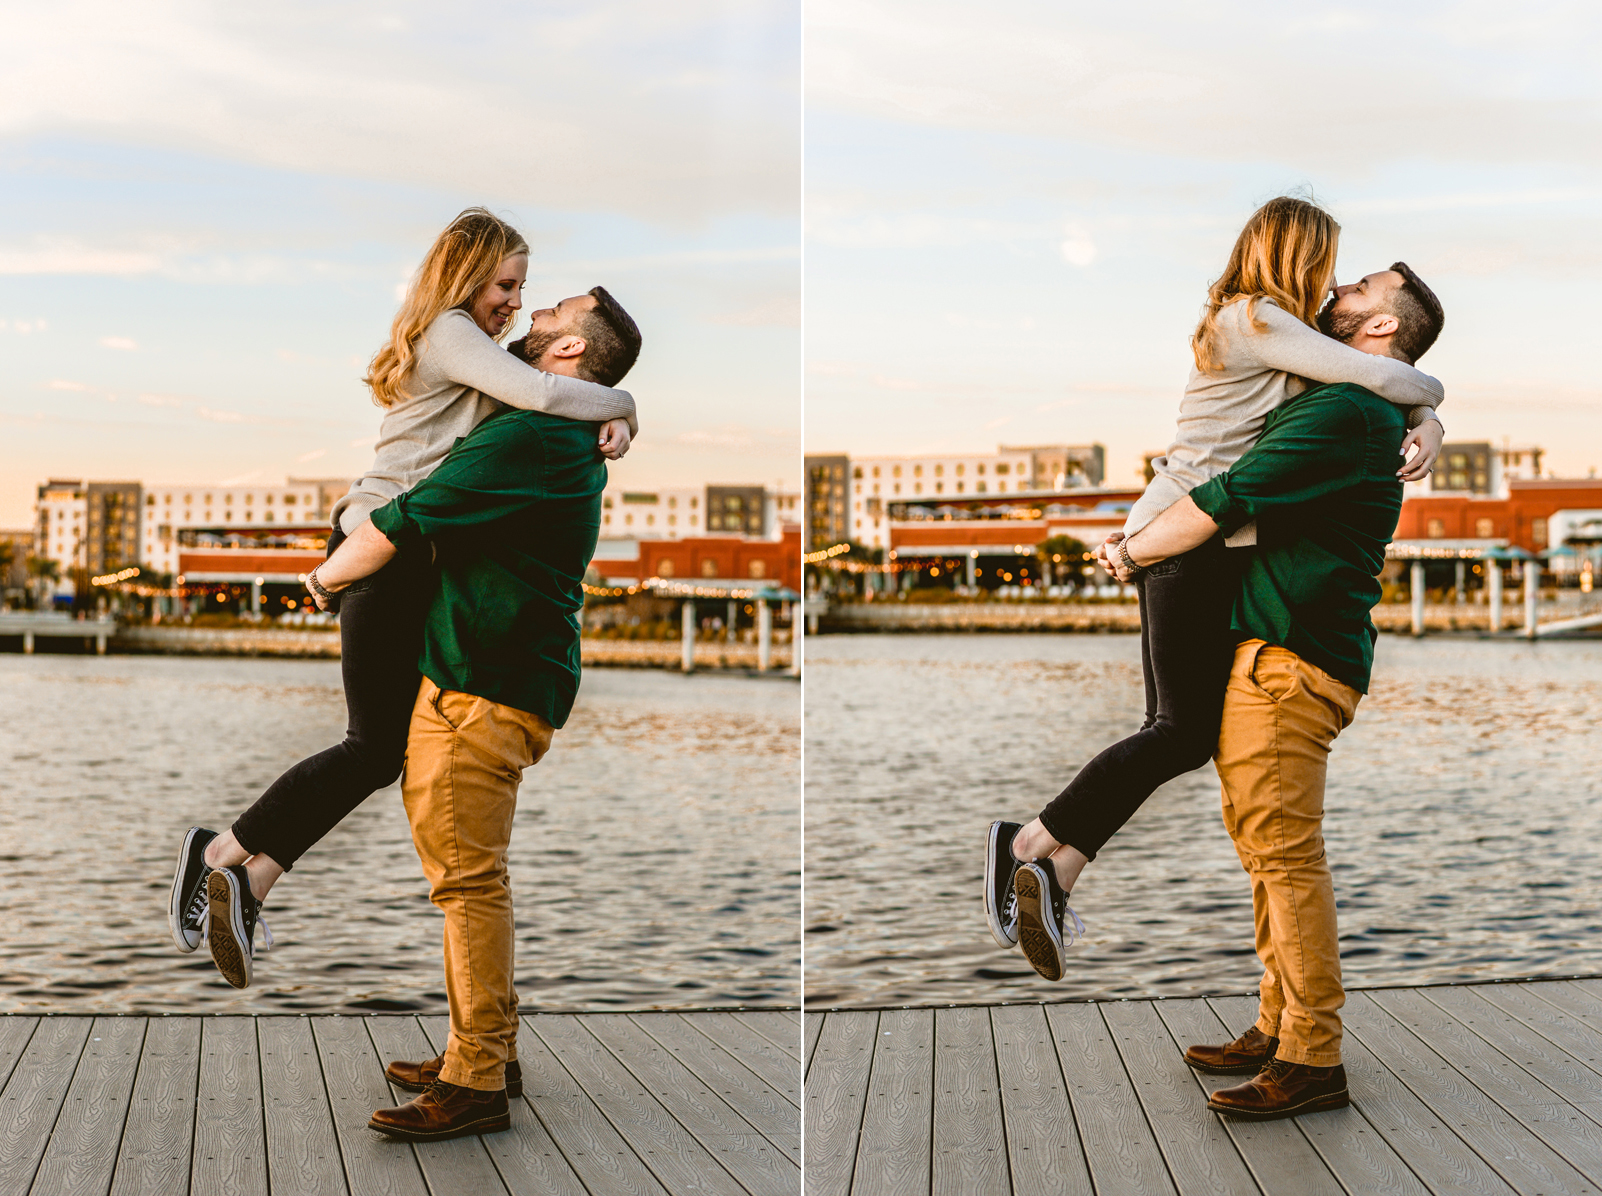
[706,485,767,537]
[35,480,89,581]
[804,455,851,551]
[139,480,347,578]
[999,443,1106,489]
[846,450,1035,550]
[600,486,704,539]
[0,529,33,598]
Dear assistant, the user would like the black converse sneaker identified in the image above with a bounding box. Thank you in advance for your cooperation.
[206,865,272,989]
[1012,859,1086,982]
[169,827,219,953]
[984,821,1024,949]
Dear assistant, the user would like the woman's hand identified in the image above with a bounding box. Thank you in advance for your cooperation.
[1398,419,1444,482]
[598,418,632,460]
[1093,532,1123,570]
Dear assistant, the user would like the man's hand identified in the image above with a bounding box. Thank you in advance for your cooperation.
[1397,418,1444,483]
[1093,532,1123,570]
[598,418,632,460]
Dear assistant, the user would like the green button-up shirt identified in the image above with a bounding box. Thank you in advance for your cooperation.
[369,408,604,727]
[1189,382,1406,693]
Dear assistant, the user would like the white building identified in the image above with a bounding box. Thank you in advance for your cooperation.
[848,451,1035,549]
[600,486,703,539]
[139,482,331,577]
[35,482,88,578]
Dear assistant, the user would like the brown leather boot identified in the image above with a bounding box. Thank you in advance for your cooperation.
[1183,1025,1279,1075]
[368,1079,511,1141]
[1207,1057,1349,1120]
[385,1054,523,1098]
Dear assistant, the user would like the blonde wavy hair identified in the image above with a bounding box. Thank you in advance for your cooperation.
[364,208,530,407]
[1192,196,1340,374]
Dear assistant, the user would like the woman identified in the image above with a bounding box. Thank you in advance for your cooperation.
[984,196,1446,982]
[168,207,639,989]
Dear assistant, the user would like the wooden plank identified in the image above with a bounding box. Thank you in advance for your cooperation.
[990,1004,1091,1196]
[850,1007,934,1196]
[1345,990,1594,1195]
[1158,998,1416,1196]
[1375,988,1602,1185]
[626,1014,798,1161]
[803,1014,823,1077]
[310,1015,428,1196]
[1043,1002,1175,1196]
[1473,984,1602,1084]
[256,1017,347,1196]
[682,1014,800,1103]
[30,1016,145,1196]
[110,1016,201,1196]
[0,1015,91,1196]
[1214,994,1517,1196]
[930,1006,1008,1196]
[190,1016,267,1196]
[0,1023,37,1101]
[581,1014,799,1195]
[1431,986,1602,1112]
[516,1015,670,1196]
[527,1014,746,1196]
[1517,982,1602,1063]
[364,1016,507,1196]
[411,1015,593,1196]
[732,1012,801,1060]
[1101,1000,1263,1196]
[1556,978,1602,1018]
[800,1011,875,1196]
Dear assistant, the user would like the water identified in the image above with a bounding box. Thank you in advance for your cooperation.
[804,633,1602,1008]
[0,656,799,1014]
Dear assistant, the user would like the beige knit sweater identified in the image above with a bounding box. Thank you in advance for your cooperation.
[333,308,637,534]
[1125,298,1443,546]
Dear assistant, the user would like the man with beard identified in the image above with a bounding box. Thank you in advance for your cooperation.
[1102,263,1444,1120]
[307,286,643,1141]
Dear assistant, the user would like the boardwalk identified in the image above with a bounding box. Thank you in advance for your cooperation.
[804,979,1602,1196]
[0,1009,800,1196]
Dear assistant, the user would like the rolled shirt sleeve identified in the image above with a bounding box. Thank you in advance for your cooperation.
[1190,392,1368,536]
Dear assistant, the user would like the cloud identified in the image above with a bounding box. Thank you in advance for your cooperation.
[708,295,802,326]
[99,335,138,350]
[218,470,263,486]
[1,318,48,334]
[48,379,92,392]
[138,393,184,407]
[1059,223,1097,268]
[195,407,248,423]
[295,448,327,463]
[0,0,800,223]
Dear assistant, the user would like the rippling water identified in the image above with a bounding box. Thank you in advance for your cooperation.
[0,656,799,1014]
[804,633,1602,1008]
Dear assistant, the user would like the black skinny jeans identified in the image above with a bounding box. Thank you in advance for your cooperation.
[1037,535,1242,860]
[230,526,435,869]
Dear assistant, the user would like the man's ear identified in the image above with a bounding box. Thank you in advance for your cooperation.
[1365,312,1400,339]
[549,335,586,359]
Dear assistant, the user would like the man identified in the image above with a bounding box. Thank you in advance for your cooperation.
[1104,264,1444,1121]
[308,286,642,1141]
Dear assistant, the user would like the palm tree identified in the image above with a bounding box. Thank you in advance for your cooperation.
[26,556,59,610]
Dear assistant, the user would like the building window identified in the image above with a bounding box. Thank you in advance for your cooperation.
[914,483,922,495]
[668,514,676,526]
[935,482,943,494]
[749,560,767,579]
[1427,518,1446,538]
[853,466,863,479]
[977,482,987,493]
[934,464,943,476]
[914,465,923,477]
[873,466,881,478]
[1532,517,1548,545]
[955,463,965,476]
[998,482,1007,492]
[892,465,902,478]
[996,464,1009,475]
[658,559,675,577]
[893,484,900,495]
[956,481,964,493]
[646,514,655,526]
[700,558,718,577]
[1476,517,1495,538]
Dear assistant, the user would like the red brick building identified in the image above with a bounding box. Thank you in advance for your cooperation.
[595,526,801,592]
[1395,478,1602,554]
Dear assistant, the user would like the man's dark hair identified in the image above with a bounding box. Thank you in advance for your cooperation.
[1384,261,1444,364]
[576,286,642,386]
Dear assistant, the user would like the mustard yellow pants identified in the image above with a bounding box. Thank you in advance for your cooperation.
[403,678,553,1090]
[1215,640,1360,1067]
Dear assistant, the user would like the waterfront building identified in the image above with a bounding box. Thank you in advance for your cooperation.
[0,529,33,601]
[592,525,802,592]
[805,454,851,551]
[599,483,797,541]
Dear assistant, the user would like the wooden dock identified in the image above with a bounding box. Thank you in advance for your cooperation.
[804,978,1602,1196]
[0,1009,800,1196]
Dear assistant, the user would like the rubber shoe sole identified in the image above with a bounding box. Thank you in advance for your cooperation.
[207,869,253,990]
[983,820,1020,950]
[1012,864,1065,982]
[1207,1087,1351,1120]
[366,1109,512,1141]
[1187,1056,1275,1075]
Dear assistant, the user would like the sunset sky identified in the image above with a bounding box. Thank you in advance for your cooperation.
[0,1,800,528]
[806,1,1602,487]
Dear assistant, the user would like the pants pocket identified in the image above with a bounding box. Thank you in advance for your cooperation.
[1249,646,1299,702]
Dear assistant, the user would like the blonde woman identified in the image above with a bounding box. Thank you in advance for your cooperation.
[985,196,1446,983]
[169,208,640,988]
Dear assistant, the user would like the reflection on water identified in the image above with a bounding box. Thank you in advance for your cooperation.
[0,656,798,1013]
[804,633,1602,1009]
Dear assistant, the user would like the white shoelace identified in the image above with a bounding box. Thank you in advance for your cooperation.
[1059,902,1086,947]
[195,888,273,953]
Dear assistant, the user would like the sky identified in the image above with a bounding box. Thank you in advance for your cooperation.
[0,1,801,528]
[805,1,1602,489]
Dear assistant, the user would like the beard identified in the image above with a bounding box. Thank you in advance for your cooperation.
[1317,296,1377,343]
[510,327,566,364]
